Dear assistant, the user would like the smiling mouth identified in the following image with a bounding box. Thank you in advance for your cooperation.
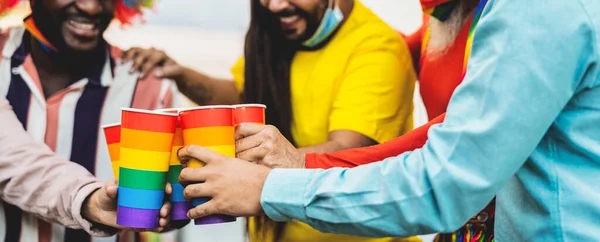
[280,15,301,28]
[69,20,96,30]
[65,18,100,38]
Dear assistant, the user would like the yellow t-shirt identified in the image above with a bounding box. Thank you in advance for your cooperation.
[232,2,418,242]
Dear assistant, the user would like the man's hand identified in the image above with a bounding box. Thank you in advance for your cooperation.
[122,47,184,80]
[235,123,305,169]
[178,145,271,219]
[82,179,172,232]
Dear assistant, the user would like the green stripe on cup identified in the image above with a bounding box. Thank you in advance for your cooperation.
[119,167,167,190]
[167,165,183,184]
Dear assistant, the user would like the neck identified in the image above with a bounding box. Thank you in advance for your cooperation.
[297,0,354,50]
[338,0,354,18]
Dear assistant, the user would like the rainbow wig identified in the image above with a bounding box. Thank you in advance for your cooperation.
[0,0,156,25]
[0,0,20,17]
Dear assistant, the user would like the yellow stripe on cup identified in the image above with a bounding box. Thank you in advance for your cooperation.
[187,145,235,168]
[112,162,120,179]
[120,147,171,172]
[120,128,175,152]
[170,146,183,166]
[182,126,234,146]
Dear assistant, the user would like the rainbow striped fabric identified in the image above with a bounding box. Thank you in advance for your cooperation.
[462,0,488,77]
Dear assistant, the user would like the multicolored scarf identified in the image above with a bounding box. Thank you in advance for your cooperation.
[2,0,157,52]
[421,0,488,78]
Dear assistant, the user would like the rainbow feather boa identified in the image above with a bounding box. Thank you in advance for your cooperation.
[0,0,156,25]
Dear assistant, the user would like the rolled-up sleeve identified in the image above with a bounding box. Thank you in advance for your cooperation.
[261,0,595,237]
[0,97,115,237]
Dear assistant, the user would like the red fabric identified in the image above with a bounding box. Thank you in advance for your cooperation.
[305,113,446,169]
[306,15,471,169]
[419,14,472,119]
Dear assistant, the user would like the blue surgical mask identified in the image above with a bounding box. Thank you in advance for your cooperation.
[302,0,344,48]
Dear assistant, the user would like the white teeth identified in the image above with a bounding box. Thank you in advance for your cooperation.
[281,15,300,24]
[69,20,95,30]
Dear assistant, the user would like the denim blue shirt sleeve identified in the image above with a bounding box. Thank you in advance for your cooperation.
[261,0,600,240]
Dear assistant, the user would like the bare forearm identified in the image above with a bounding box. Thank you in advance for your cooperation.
[298,139,376,154]
[176,67,239,105]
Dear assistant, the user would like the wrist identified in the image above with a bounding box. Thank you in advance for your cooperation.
[173,66,191,87]
[300,153,306,168]
[81,189,101,224]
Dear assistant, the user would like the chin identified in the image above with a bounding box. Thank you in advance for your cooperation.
[283,31,307,41]
[63,37,101,52]
[66,43,99,52]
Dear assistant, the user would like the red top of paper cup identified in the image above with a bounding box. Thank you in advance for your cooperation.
[102,123,121,144]
[155,108,183,114]
[233,104,266,125]
[121,108,178,133]
[232,104,267,109]
[156,108,184,127]
[179,106,234,129]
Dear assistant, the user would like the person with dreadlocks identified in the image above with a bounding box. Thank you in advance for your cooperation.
[0,1,185,241]
[123,0,419,241]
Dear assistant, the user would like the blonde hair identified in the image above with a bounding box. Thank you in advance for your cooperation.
[425,0,479,59]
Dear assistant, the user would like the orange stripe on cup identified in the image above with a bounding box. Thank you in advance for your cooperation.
[179,106,233,129]
[182,126,234,147]
[120,128,175,152]
[108,143,121,161]
[102,123,121,179]
[121,108,178,133]
[172,127,183,146]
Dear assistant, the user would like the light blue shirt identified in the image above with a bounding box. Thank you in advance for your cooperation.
[260,0,600,241]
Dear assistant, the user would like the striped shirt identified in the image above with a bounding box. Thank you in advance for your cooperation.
[0,26,180,242]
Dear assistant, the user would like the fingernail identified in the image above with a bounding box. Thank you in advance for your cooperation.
[155,69,164,77]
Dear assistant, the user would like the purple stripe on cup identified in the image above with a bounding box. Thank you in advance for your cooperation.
[117,206,160,228]
[172,202,191,221]
[194,214,236,225]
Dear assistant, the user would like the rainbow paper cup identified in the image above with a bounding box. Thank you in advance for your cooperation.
[157,108,190,221]
[233,104,266,125]
[179,105,237,225]
[117,108,178,228]
[102,123,121,179]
